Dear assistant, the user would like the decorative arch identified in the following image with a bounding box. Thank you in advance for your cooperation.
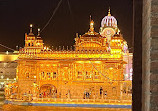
[79,42,102,47]
[39,84,57,98]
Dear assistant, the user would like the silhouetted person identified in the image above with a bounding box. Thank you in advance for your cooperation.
[100,87,103,96]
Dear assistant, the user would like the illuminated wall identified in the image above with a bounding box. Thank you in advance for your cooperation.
[5,9,133,102]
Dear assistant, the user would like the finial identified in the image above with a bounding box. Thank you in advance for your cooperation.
[108,7,111,16]
[30,24,33,33]
[76,33,78,38]
[16,46,18,50]
[30,24,33,28]
[71,46,72,51]
[67,46,68,50]
[63,46,64,50]
[90,19,94,32]
[89,15,94,32]
[38,28,40,36]
[59,46,61,51]
[90,15,92,21]
[117,29,120,34]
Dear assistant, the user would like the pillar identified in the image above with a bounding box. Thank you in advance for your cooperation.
[142,0,158,110]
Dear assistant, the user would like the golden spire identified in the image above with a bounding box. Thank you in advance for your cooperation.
[117,29,120,34]
[38,28,40,36]
[30,24,33,33]
[90,15,92,21]
[76,33,78,38]
[108,8,111,16]
[89,15,94,32]
[90,20,94,32]
[28,24,34,36]
[83,15,100,36]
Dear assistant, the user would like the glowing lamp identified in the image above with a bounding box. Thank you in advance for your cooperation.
[109,67,113,70]
[30,24,33,28]
[1,75,4,79]
[6,51,9,54]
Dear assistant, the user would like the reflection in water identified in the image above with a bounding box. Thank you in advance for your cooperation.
[1,104,131,111]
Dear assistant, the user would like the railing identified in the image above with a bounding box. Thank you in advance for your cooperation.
[31,98,132,104]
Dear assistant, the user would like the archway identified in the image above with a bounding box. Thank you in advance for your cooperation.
[39,84,57,98]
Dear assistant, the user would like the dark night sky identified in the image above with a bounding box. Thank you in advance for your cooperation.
[0,0,133,52]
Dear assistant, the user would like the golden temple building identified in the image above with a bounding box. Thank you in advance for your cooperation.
[5,9,132,106]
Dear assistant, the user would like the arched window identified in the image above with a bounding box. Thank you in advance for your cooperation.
[94,72,100,79]
[47,72,51,78]
[112,87,117,96]
[53,72,57,78]
[77,71,82,78]
[26,72,29,78]
[41,72,44,79]
[28,43,30,46]
[86,71,91,79]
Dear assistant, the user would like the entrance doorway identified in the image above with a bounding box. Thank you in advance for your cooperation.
[40,84,57,98]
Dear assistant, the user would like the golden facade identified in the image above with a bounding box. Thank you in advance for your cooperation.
[0,52,18,88]
[5,9,132,104]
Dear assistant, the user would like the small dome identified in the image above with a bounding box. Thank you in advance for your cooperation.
[28,32,34,36]
[37,36,42,40]
[113,33,120,37]
[82,33,101,37]
[101,9,117,28]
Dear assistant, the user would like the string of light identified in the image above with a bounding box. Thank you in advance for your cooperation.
[22,47,123,82]
[0,43,15,51]
[80,44,122,82]
[20,0,131,82]
[65,1,120,81]
[0,0,62,52]
[40,0,63,33]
